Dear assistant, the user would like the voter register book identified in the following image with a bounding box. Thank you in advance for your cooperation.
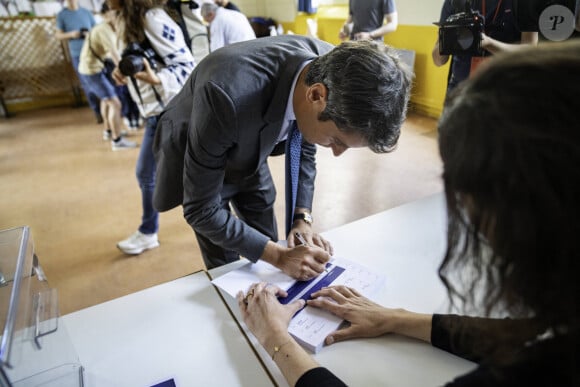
[211,257,385,353]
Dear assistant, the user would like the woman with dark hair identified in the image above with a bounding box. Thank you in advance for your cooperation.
[109,0,195,254]
[237,40,580,386]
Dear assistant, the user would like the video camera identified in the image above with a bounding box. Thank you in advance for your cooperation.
[435,0,485,56]
[118,42,159,77]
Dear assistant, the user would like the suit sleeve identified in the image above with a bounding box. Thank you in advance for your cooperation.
[182,81,271,260]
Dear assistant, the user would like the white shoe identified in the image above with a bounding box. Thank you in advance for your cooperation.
[112,137,138,151]
[117,231,159,255]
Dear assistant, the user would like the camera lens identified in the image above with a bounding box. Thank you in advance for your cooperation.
[118,55,145,77]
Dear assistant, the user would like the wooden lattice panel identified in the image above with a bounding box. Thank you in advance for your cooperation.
[0,16,76,100]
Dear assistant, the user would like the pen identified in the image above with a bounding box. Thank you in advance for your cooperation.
[295,232,329,274]
[294,232,310,247]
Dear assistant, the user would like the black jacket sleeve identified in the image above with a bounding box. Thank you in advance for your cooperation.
[295,367,348,387]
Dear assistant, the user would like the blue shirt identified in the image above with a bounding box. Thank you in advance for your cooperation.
[56,7,95,58]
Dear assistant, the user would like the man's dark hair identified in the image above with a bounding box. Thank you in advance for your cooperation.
[305,40,412,153]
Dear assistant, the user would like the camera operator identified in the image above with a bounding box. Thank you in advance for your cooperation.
[109,0,195,255]
[432,0,538,96]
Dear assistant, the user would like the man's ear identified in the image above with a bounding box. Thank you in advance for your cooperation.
[307,83,328,111]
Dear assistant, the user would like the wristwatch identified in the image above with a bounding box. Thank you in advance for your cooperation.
[293,212,313,225]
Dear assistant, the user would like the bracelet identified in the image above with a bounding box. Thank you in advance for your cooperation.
[271,339,292,360]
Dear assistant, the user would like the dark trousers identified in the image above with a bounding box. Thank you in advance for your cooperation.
[195,162,278,269]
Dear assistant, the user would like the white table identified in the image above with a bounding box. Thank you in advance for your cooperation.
[62,271,273,387]
[210,193,477,386]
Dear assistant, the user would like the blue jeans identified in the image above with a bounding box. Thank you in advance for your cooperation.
[137,116,159,234]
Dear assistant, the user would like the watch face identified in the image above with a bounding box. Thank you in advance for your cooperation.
[294,212,313,224]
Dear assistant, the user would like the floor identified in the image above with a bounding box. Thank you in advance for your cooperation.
[0,106,442,315]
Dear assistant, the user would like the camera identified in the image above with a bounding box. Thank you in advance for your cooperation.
[118,42,159,77]
[435,0,485,56]
[79,27,89,39]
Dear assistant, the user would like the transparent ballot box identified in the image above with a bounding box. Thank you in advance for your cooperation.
[0,226,83,387]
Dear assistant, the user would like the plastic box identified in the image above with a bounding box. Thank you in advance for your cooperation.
[0,226,83,387]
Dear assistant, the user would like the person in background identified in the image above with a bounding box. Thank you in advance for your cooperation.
[55,0,102,123]
[200,2,255,52]
[111,0,195,255]
[153,37,411,280]
[432,0,538,96]
[238,40,580,386]
[78,2,137,150]
[214,0,240,12]
[339,0,397,42]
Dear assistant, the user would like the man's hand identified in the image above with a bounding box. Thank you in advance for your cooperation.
[287,227,333,256]
[261,240,330,281]
[276,244,330,280]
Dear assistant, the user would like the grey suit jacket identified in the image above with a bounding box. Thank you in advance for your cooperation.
[154,35,334,261]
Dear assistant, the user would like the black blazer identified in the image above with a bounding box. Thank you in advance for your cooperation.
[154,35,334,260]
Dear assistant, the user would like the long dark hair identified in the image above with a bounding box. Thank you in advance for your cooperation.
[438,41,580,332]
[116,0,181,44]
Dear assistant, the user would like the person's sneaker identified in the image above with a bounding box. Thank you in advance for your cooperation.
[104,129,129,141]
[111,137,138,151]
[117,231,159,255]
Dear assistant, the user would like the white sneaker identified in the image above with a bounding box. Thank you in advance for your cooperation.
[117,231,159,255]
[112,137,138,151]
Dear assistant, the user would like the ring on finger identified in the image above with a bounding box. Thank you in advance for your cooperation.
[243,289,255,305]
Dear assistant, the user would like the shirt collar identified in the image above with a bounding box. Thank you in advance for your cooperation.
[284,60,312,122]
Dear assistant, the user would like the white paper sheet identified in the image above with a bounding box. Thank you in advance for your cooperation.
[212,257,385,353]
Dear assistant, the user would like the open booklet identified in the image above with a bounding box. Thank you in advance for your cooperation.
[211,257,386,353]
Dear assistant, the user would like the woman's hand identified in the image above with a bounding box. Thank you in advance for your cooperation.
[237,282,323,387]
[308,286,433,345]
[133,57,161,85]
[111,67,127,86]
[307,285,393,344]
[237,282,305,347]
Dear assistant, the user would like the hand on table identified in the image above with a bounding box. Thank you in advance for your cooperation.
[307,285,397,345]
[237,282,303,346]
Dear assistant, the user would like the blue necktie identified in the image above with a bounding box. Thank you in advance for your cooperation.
[285,121,302,235]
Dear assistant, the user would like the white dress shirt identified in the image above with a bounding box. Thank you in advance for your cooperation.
[209,7,256,52]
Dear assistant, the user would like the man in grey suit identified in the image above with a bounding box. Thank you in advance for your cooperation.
[154,35,411,280]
